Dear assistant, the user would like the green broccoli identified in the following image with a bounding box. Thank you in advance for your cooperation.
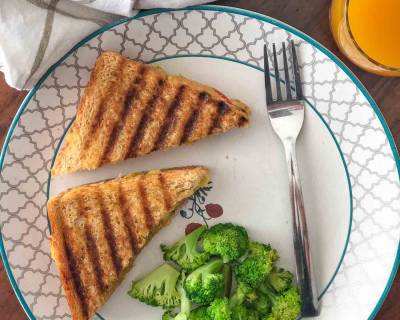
[161,226,210,271]
[184,259,225,304]
[162,312,174,320]
[128,263,180,309]
[230,282,270,317]
[189,307,211,320]
[203,223,249,263]
[267,268,294,293]
[231,305,259,320]
[234,241,279,287]
[253,290,272,316]
[229,282,257,308]
[207,297,232,320]
[162,273,192,320]
[129,224,300,320]
[163,312,190,320]
[163,312,187,320]
[261,287,301,320]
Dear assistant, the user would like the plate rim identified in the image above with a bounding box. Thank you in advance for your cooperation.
[0,5,398,320]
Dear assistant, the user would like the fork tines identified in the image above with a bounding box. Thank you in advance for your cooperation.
[264,40,303,104]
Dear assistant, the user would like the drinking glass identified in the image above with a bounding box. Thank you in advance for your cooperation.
[330,0,400,76]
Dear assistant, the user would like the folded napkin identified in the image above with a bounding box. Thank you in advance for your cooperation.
[0,0,211,90]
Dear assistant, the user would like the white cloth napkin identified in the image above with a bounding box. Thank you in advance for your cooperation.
[0,0,212,90]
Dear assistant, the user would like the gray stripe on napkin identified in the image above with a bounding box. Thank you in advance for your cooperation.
[25,0,59,87]
[26,0,120,26]
[24,0,120,87]
[70,0,98,3]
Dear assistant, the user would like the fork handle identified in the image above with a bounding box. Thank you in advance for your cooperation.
[283,140,320,317]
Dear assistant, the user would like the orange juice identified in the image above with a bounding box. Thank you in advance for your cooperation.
[348,0,400,68]
[330,0,400,76]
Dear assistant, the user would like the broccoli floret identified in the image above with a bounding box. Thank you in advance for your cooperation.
[253,290,272,316]
[161,226,210,271]
[267,268,294,293]
[207,297,232,320]
[231,305,259,320]
[229,282,257,308]
[261,287,301,320]
[184,259,225,304]
[230,282,270,316]
[128,263,180,309]
[203,223,249,263]
[189,307,211,320]
[234,242,279,288]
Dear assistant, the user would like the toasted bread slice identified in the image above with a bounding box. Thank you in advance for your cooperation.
[48,166,209,320]
[52,52,250,176]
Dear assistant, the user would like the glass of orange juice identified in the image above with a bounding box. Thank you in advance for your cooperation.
[330,0,400,76]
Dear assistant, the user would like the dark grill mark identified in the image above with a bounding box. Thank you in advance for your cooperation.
[101,66,146,164]
[128,78,166,158]
[138,178,155,230]
[208,101,230,134]
[85,227,106,292]
[238,116,248,127]
[83,60,125,151]
[199,91,209,101]
[158,173,172,211]
[98,193,123,274]
[62,233,89,319]
[153,85,186,150]
[118,185,139,255]
[181,110,199,144]
[76,197,107,293]
[180,91,209,144]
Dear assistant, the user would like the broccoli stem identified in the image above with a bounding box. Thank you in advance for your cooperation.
[181,290,191,316]
[259,281,277,300]
[223,264,232,297]
[229,290,242,309]
[162,273,192,320]
[229,283,250,308]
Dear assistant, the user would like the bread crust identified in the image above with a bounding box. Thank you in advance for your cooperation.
[52,52,250,176]
[48,166,209,320]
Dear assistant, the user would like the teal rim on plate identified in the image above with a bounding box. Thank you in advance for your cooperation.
[0,6,398,320]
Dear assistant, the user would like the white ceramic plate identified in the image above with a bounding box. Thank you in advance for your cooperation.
[0,6,399,320]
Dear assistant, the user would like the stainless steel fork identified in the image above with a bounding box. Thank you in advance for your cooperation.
[264,41,320,317]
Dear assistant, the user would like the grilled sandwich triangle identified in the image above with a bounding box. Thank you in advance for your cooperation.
[48,166,209,320]
[51,52,250,176]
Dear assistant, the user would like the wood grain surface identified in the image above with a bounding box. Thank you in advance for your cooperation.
[0,0,399,319]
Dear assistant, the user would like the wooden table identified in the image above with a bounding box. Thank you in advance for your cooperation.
[0,0,399,319]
